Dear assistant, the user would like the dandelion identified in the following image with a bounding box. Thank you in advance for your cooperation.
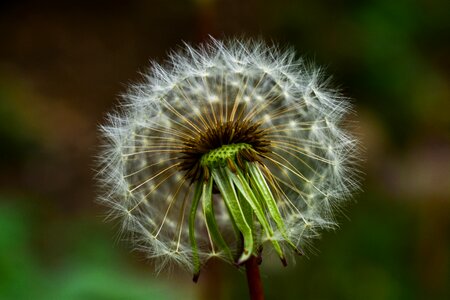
[97,37,359,298]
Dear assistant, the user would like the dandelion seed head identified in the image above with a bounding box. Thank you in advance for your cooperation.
[97,37,360,277]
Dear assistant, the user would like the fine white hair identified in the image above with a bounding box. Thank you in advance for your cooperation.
[97,37,360,274]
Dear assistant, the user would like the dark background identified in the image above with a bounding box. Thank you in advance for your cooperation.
[0,1,449,299]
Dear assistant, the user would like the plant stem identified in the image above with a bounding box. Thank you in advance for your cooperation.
[245,255,264,300]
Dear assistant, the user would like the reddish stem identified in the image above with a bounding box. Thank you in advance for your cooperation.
[245,256,265,300]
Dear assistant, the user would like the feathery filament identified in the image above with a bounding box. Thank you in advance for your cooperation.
[97,38,359,281]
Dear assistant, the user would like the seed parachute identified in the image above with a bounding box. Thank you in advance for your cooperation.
[97,38,360,281]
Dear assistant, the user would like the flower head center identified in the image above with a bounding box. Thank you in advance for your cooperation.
[178,120,270,181]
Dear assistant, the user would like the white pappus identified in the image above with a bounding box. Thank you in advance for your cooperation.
[97,37,360,281]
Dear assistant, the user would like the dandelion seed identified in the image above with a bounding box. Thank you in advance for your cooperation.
[97,38,360,283]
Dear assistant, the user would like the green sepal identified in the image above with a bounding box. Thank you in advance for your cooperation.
[237,189,263,253]
[189,181,203,282]
[225,167,286,262]
[248,162,302,255]
[202,177,234,260]
[212,167,253,264]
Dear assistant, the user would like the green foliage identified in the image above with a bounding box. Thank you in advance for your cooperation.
[0,199,185,300]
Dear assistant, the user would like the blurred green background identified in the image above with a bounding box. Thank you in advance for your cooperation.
[0,1,449,299]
